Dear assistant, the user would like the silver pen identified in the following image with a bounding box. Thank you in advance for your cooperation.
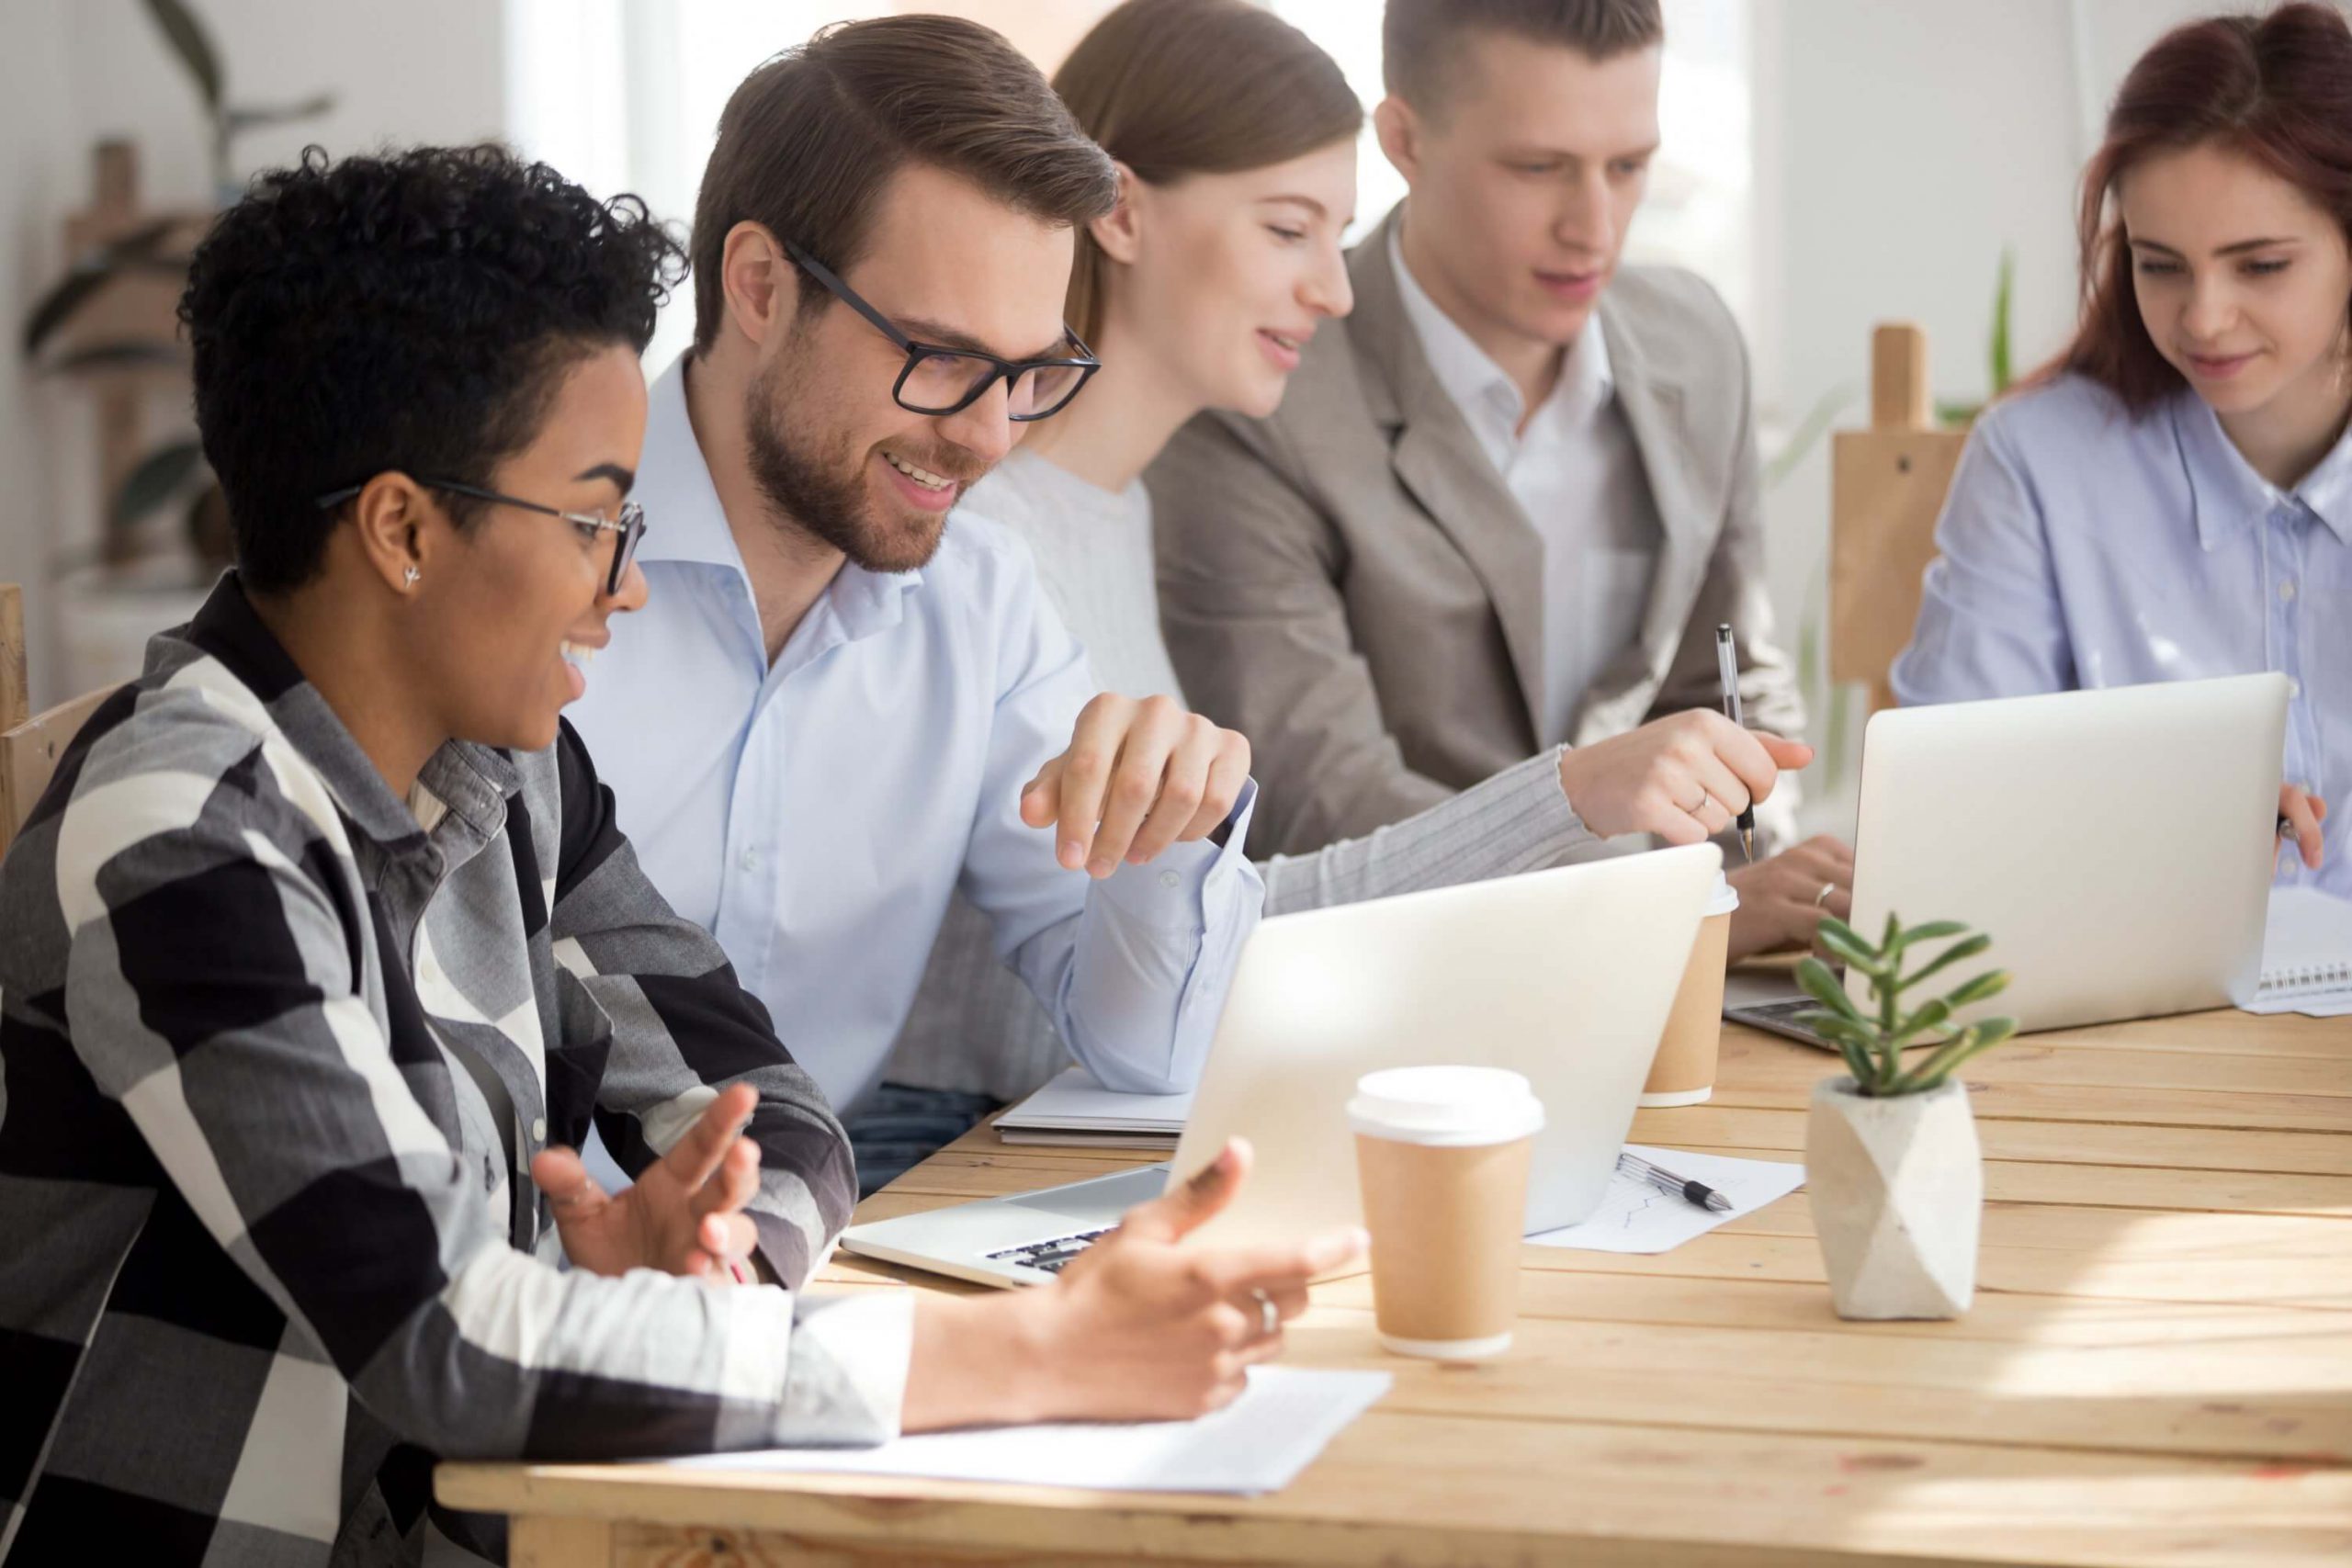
[1713,623,1756,863]
[1618,1151,1733,1213]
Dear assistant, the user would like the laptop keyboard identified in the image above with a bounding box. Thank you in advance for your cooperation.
[1728,996,1834,1046]
[986,1226,1114,1274]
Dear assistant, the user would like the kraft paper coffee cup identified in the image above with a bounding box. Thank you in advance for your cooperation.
[1348,1066,1544,1359]
[1641,871,1742,1107]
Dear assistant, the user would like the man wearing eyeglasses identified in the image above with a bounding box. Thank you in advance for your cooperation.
[566,17,1262,1190]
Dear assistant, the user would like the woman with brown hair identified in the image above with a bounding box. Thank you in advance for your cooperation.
[1893,3,2346,894]
[885,0,1810,1123]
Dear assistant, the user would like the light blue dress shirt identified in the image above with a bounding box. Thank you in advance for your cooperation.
[567,359,1263,1111]
[1892,372,2349,898]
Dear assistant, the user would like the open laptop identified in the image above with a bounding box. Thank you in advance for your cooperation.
[1725,672,2289,1044]
[839,842,1721,1286]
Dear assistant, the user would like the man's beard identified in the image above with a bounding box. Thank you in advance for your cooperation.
[744,353,981,575]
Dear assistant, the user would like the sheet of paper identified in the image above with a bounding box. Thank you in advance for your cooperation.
[994,1066,1195,1134]
[1528,1145,1805,1255]
[2242,992,2352,1018]
[656,1367,1389,1494]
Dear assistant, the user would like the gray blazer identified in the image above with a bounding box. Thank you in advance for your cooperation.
[1148,207,1803,859]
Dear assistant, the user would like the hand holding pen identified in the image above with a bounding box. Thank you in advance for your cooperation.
[1553,714,1811,849]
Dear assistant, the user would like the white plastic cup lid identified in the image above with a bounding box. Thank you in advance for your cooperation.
[1347,1065,1544,1146]
[1705,868,1740,917]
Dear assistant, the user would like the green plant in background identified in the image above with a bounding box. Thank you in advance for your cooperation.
[1778,243,2019,791]
[1934,246,2016,428]
[19,217,193,374]
[1793,914,2018,1097]
[18,0,334,570]
[142,0,337,199]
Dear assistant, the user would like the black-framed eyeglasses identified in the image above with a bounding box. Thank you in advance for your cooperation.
[785,241,1100,422]
[315,478,646,597]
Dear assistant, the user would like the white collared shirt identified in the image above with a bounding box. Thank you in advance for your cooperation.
[1389,223,1657,748]
[565,357,1263,1109]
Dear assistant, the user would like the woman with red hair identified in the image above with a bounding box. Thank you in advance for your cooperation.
[1893,2,2346,895]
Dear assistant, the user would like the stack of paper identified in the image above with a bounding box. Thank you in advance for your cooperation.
[994,1066,1193,1148]
[657,1367,1391,1495]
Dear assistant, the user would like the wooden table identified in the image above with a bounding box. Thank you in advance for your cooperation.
[440,1005,2352,1566]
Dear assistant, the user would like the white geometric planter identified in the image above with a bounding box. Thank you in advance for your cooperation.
[1806,1077,1982,1320]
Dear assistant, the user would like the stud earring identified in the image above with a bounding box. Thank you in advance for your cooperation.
[403,567,421,588]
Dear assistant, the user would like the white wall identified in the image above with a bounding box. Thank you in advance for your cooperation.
[1755,0,2217,829]
[0,0,2297,716]
[1,2,86,710]
[0,0,504,704]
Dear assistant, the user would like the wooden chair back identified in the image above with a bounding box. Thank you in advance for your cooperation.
[1829,324,1970,714]
[1,585,25,734]
[0,585,120,858]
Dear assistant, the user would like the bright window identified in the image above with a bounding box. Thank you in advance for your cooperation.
[506,2,1756,368]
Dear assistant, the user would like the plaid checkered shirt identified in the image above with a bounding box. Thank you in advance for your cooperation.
[0,577,910,1566]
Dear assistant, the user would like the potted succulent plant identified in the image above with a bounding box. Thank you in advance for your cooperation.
[1793,914,2018,1320]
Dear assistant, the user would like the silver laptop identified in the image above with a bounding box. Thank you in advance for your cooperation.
[840,843,1722,1287]
[1726,672,2289,1044]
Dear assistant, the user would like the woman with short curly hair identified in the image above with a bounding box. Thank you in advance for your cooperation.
[0,143,1352,1566]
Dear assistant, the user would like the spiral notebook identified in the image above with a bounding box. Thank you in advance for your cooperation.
[2245,886,2352,1017]
[993,1066,1188,1149]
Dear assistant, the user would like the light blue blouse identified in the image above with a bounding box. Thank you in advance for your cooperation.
[1891,372,2349,897]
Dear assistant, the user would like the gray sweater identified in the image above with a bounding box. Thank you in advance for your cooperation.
[886,448,1600,1101]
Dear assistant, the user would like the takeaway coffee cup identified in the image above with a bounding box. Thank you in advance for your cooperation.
[1640,869,1743,1107]
[1348,1066,1544,1359]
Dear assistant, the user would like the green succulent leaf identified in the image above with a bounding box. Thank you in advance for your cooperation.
[1897,919,1970,944]
[1888,1030,1975,1095]
[1891,997,1951,1044]
[1967,1016,2018,1051]
[1814,922,1883,977]
[1794,1011,1881,1054]
[1894,932,1993,991]
[1942,969,2013,1008]
[1815,913,1866,952]
[1794,957,1864,1021]
[1894,1014,2020,1094]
